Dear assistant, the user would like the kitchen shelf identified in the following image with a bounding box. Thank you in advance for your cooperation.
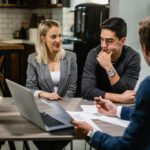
[0,3,27,8]
[48,3,63,7]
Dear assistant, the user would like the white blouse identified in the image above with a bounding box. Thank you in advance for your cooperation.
[50,71,60,93]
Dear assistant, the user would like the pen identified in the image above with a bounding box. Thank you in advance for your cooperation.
[94,100,102,104]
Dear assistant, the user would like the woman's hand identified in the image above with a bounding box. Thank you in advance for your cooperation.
[39,92,63,101]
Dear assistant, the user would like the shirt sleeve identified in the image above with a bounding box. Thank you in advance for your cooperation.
[111,48,141,93]
[26,54,40,93]
[63,53,77,98]
[34,90,43,98]
[116,106,122,118]
[81,48,106,99]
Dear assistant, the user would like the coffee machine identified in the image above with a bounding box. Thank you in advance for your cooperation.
[74,3,109,96]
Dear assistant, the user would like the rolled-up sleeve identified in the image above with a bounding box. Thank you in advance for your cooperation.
[112,52,141,93]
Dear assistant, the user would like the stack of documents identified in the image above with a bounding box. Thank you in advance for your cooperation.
[68,111,102,131]
[80,105,130,128]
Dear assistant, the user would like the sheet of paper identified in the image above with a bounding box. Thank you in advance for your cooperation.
[67,111,102,131]
[80,105,130,128]
[80,105,98,114]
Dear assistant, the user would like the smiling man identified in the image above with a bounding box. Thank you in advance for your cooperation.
[81,17,141,103]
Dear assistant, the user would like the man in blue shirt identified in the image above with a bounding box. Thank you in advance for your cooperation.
[71,16,150,150]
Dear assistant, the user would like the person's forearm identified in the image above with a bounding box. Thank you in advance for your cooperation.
[108,72,120,86]
[104,65,120,86]
[39,91,49,98]
[105,92,123,103]
[34,90,43,98]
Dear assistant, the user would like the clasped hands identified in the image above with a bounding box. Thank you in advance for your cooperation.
[39,91,63,101]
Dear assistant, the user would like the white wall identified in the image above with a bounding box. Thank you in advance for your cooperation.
[0,8,30,39]
[110,0,150,89]
[0,7,72,39]
[0,8,53,39]
[110,0,150,50]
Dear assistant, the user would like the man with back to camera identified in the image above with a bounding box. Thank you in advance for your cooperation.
[71,16,150,150]
[81,17,141,103]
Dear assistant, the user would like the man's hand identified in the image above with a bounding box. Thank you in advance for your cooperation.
[119,90,136,104]
[105,90,136,103]
[97,50,113,71]
[71,120,93,139]
[39,92,63,101]
[94,96,117,117]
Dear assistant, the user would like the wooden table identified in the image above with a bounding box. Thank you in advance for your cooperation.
[0,42,24,96]
[0,98,125,141]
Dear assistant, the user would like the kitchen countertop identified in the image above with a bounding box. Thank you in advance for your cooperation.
[0,39,73,51]
[0,39,35,45]
[0,42,24,50]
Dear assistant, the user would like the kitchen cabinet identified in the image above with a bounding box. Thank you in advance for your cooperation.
[0,0,70,8]
[23,44,35,81]
[0,42,35,88]
[28,0,69,8]
[0,42,24,96]
[0,0,28,8]
[28,0,48,8]
[0,3,27,8]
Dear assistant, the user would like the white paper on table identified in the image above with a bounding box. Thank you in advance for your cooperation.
[80,105,130,128]
[80,105,98,114]
[67,111,102,131]
[93,114,130,128]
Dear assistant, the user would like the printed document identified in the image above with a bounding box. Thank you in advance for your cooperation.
[80,105,130,128]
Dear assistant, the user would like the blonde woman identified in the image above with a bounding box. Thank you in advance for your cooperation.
[26,19,77,150]
[26,19,77,101]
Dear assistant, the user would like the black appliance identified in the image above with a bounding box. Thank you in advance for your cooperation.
[74,3,109,96]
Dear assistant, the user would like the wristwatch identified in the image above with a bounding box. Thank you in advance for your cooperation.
[86,129,97,144]
[107,69,116,77]
[86,129,93,143]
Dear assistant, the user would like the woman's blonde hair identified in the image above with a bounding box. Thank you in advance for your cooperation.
[35,19,65,64]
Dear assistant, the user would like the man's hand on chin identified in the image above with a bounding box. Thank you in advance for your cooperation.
[97,50,113,70]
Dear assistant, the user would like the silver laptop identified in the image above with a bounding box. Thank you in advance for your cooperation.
[6,79,73,131]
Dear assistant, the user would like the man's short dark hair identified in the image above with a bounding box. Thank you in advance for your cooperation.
[100,17,127,39]
[139,16,150,51]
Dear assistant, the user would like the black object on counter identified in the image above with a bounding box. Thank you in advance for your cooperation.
[19,27,27,39]
[74,3,109,96]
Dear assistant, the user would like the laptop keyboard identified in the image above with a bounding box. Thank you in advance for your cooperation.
[40,112,64,127]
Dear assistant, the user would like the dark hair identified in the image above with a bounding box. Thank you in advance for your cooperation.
[139,16,150,51]
[100,17,127,39]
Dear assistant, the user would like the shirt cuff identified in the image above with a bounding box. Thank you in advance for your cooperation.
[34,90,43,98]
[86,128,98,144]
[116,106,122,118]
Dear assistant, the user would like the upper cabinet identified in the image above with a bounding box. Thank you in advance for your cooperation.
[28,0,47,8]
[0,0,28,8]
[0,0,70,8]
[28,0,70,8]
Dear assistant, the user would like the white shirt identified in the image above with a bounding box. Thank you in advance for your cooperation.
[50,71,60,93]
[116,106,122,118]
